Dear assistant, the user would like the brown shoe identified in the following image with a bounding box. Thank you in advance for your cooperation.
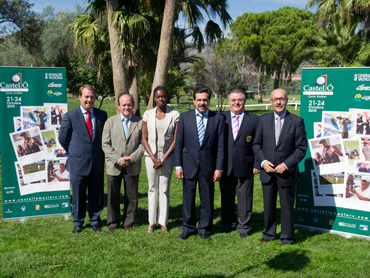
[146,224,156,235]
[161,225,168,233]
[260,238,269,243]
[124,225,132,231]
[108,226,116,233]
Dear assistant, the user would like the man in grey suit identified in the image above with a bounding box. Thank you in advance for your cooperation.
[102,93,144,233]
[59,84,108,233]
[253,88,307,245]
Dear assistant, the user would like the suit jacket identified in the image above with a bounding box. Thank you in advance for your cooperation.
[143,107,179,156]
[102,114,144,176]
[59,107,108,176]
[222,111,259,178]
[174,109,225,181]
[252,110,307,187]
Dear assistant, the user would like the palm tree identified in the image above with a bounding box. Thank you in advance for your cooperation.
[148,0,233,109]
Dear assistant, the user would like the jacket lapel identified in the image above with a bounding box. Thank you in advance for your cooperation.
[276,111,292,147]
[127,115,138,140]
[235,111,250,143]
[164,106,173,135]
[202,111,215,146]
[77,107,92,140]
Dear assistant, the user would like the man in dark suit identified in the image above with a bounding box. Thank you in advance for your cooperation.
[174,87,225,240]
[253,88,307,245]
[59,84,108,233]
[219,89,259,238]
[102,93,144,233]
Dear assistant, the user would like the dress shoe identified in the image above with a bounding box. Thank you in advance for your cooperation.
[72,226,82,234]
[108,226,116,233]
[217,226,232,233]
[260,238,269,243]
[178,232,195,240]
[239,233,248,239]
[199,233,211,240]
[146,224,156,235]
[282,242,294,245]
[160,225,168,233]
[91,224,102,232]
[124,225,132,231]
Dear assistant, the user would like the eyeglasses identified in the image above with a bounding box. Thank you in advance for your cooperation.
[271,97,287,102]
[230,98,245,103]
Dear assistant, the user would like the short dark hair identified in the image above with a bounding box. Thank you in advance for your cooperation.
[153,86,168,97]
[229,89,246,100]
[117,93,134,105]
[193,86,212,100]
[79,84,97,97]
[59,163,65,166]
[319,139,326,144]
[20,132,27,137]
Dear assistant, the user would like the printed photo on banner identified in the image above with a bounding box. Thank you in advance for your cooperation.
[10,127,46,163]
[44,103,68,126]
[21,159,46,184]
[343,138,361,165]
[47,159,69,183]
[40,129,59,154]
[349,109,370,136]
[311,170,323,197]
[355,161,370,174]
[345,173,370,202]
[13,117,21,132]
[21,106,50,131]
[14,162,47,196]
[317,172,345,195]
[314,122,322,138]
[52,147,67,158]
[322,111,356,139]
[309,135,347,172]
[358,136,370,161]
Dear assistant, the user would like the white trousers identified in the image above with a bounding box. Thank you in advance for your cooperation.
[145,155,174,226]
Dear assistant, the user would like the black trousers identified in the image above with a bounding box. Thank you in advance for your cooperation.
[107,168,139,227]
[262,177,296,244]
[71,167,104,227]
[182,168,214,235]
[220,171,254,234]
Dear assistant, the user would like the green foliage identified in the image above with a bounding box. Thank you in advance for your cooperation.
[0,36,34,66]
[0,0,36,35]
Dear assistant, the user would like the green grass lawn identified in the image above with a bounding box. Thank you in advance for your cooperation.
[1,96,369,277]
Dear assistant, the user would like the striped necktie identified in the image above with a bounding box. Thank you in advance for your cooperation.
[197,113,205,145]
[232,115,240,140]
[275,116,281,145]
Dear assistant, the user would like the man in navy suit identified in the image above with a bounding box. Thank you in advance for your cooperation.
[174,87,225,240]
[253,88,307,244]
[59,85,108,233]
[219,89,259,238]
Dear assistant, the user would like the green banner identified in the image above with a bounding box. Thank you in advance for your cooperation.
[296,68,370,238]
[0,67,70,221]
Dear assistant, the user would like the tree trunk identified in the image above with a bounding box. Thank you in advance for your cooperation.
[129,71,140,116]
[258,67,263,103]
[365,13,370,36]
[274,64,282,89]
[147,0,178,110]
[106,0,128,114]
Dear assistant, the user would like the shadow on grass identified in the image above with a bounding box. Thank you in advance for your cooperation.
[265,250,310,271]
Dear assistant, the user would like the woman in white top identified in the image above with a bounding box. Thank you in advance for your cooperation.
[142,86,179,234]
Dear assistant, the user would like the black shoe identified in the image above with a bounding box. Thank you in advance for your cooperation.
[72,226,82,234]
[91,224,102,232]
[240,233,248,239]
[178,232,195,240]
[199,233,211,240]
[218,226,232,233]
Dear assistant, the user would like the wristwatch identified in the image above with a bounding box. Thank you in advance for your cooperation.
[159,158,164,163]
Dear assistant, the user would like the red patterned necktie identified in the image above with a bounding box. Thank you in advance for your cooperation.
[86,111,93,139]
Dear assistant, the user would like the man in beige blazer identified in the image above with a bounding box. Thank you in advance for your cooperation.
[102,93,144,233]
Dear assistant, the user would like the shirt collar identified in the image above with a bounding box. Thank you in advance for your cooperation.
[80,106,94,115]
[274,109,287,119]
[120,113,132,121]
[195,109,209,118]
[230,110,245,118]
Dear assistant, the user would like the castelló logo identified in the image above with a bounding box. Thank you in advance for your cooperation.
[303,74,334,95]
[0,73,29,92]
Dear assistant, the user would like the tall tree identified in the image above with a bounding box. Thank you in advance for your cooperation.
[0,0,36,35]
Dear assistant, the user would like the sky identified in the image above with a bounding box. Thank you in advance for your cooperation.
[29,0,313,19]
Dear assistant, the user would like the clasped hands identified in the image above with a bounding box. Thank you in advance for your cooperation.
[262,161,287,174]
[152,158,164,170]
[176,169,222,182]
[118,156,131,167]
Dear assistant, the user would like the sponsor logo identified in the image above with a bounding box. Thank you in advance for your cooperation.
[329,219,334,225]
[62,202,69,208]
[356,84,370,91]
[21,206,26,211]
[45,73,63,80]
[0,73,29,92]
[354,74,370,81]
[338,222,356,228]
[354,93,370,101]
[47,90,63,97]
[35,205,40,210]
[303,74,334,95]
[313,217,318,223]
[360,225,368,231]
[5,207,12,214]
[47,82,62,88]
[44,204,60,209]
